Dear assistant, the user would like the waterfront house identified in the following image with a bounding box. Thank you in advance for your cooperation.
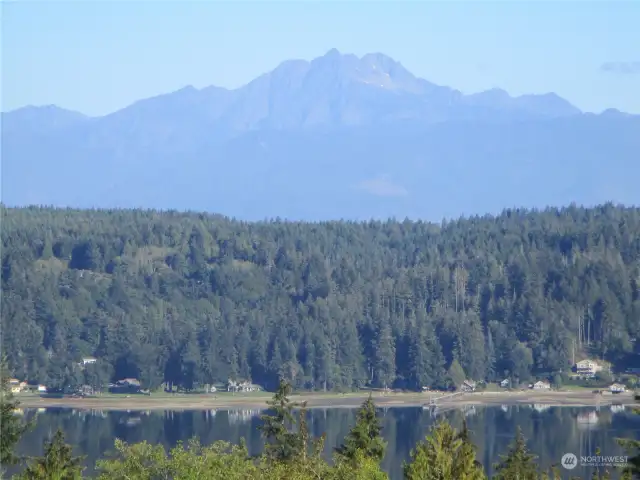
[532,381,551,390]
[460,380,477,392]
[575,359,603,378]
[227,379,261,393]
[9,379,26,393]
[110,378,141,394]
[500,379,510,388]
[610,383,626,394]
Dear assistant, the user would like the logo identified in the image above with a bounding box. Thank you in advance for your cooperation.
[561,453,578,470]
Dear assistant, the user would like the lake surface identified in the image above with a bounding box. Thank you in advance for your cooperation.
[13,404,640,479]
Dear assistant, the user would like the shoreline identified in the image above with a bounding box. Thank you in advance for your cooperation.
[16,390,636,412]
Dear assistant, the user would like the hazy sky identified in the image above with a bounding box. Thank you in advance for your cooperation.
[2,1,639,116]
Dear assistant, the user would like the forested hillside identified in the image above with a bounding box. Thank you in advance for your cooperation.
[1,204,639,392]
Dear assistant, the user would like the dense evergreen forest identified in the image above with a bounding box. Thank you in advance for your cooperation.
[1,204,639,392]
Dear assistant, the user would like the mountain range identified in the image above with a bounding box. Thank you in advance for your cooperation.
[2,49,639,220]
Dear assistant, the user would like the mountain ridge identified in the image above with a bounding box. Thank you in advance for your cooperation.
[4,49,590,122]
[2,49,639,221]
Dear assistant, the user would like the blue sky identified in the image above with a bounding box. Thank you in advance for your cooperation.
[3,1,639,116]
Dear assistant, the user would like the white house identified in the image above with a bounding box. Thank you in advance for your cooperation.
[500,379,510,388]
[9,379,27,394]
[82,357,97,365]
[460,380,477,392]
[227,379,261,393]
[575,359,603,378]
[37,385,47,393]
[532,381,551,390]
[610,383,626,394]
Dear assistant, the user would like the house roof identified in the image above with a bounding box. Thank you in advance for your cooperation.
[577,359,598,365]
[119,378,140,384]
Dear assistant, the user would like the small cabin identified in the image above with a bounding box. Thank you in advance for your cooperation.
[610,383,626,394]
[460,380,477,392]
[532,381,551,390]
[575,359,602,377]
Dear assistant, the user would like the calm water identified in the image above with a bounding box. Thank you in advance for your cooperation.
[13,405,640,479]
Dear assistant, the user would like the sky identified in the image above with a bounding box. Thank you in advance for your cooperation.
[2,1,639,116]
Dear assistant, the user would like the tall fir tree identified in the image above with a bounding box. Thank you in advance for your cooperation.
[403,420,485,480]
[258,379,304,463]
[19,429,84,480]
[492,426,539,480]
[335,393,387,464]
[0,358,30,469]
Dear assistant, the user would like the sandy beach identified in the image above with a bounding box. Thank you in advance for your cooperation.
[16,390,637,412]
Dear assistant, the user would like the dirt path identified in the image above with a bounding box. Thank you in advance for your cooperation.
[16,390,636,412]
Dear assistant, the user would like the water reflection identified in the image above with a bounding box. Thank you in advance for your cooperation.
[13,406,640,479]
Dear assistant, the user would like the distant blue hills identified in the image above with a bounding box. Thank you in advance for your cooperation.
[3,49,639,221]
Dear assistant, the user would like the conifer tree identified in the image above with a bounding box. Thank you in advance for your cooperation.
[296,401,326,462]
[539,466,562,480]
[335,393,386,464]
[492,426,538,480]
[19,429,84,480]
[258,379,304,463]
[457,421,485,474]
[403,420,485,480]
[0,358,30,469]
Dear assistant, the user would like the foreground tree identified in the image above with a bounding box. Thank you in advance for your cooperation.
[403,420,485,480]
[329,450,389,480]
[19,429,84,480]
[618,394,640,479]
[0,358,30,469]
[539,467,562,480]
[335,393,386,464]
[493,426,538,480]
[96,438,258,479]
[258,379,324,464]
